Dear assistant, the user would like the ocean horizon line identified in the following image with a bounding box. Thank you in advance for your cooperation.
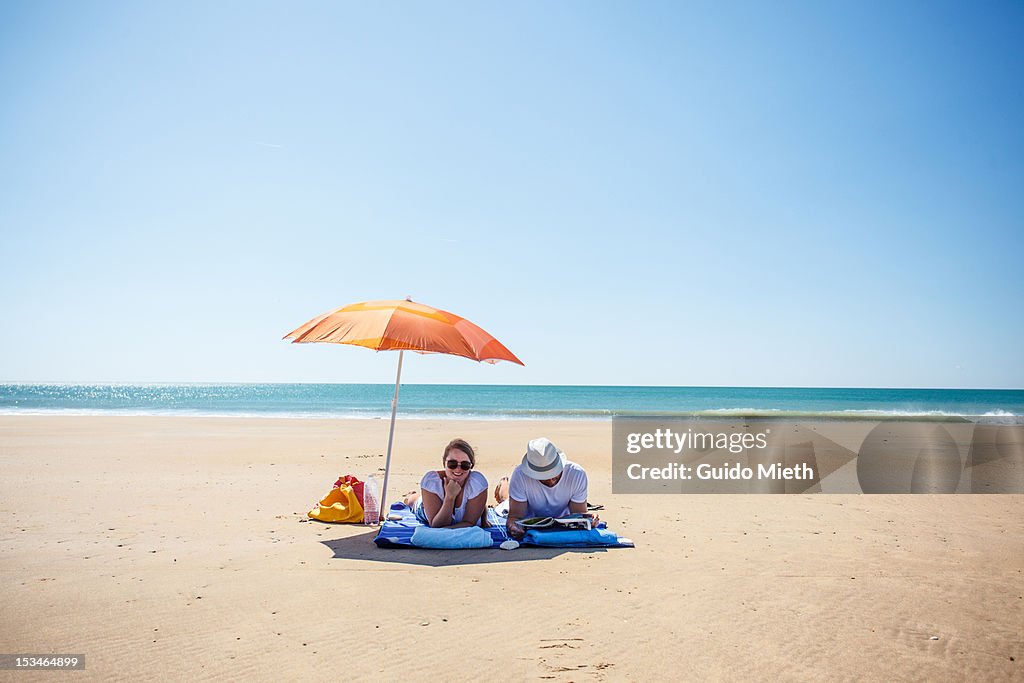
[1,407,1020,422]
[2,381,1023,391]
[2,384,1023,421]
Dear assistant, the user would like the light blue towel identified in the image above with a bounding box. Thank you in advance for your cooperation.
[410,525,493,549]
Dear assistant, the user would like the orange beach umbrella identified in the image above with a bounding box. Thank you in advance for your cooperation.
[284,299,523,517]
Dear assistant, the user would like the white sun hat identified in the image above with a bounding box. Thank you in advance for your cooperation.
[520,437,566,480]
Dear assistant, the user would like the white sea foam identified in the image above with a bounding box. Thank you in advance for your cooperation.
[2,406,1019,422]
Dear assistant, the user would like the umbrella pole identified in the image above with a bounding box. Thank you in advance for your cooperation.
[379,350,404,521]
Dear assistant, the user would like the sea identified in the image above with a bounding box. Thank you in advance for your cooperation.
[0,384,1022,420]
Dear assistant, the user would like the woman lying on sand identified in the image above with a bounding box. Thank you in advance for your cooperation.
[402,438,489,528]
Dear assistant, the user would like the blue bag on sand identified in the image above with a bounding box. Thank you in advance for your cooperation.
[523,528,622,547]
[410,525,494,549]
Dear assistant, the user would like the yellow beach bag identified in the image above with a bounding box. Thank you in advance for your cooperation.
[308,478,364,523]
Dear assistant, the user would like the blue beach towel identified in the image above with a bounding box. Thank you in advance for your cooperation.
[523,528,623,547]
[373,503,634,549]
[411,525,494,549]
[374,503,508,548]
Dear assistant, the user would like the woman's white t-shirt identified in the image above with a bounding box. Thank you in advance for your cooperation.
[420,470,488,523]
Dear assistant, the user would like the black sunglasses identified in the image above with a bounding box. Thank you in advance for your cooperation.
[446,460,473,471]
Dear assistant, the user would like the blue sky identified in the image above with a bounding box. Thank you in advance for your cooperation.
[2,1,1022,388]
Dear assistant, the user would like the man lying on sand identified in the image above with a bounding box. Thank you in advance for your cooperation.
[494,437,599,540]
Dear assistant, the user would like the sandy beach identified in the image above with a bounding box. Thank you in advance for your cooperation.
[1,415,1021,681]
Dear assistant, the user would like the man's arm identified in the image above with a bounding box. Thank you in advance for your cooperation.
[569,468,598,523]
[568,499,599,525]
[506,498,528,539]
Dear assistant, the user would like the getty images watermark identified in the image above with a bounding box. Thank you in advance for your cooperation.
[612,416,1024,494]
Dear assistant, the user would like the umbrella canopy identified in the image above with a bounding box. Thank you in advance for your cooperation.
[284,299,523,365]
[284,298,523,520]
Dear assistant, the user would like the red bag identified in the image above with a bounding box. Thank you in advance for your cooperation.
[333,475,365,509]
